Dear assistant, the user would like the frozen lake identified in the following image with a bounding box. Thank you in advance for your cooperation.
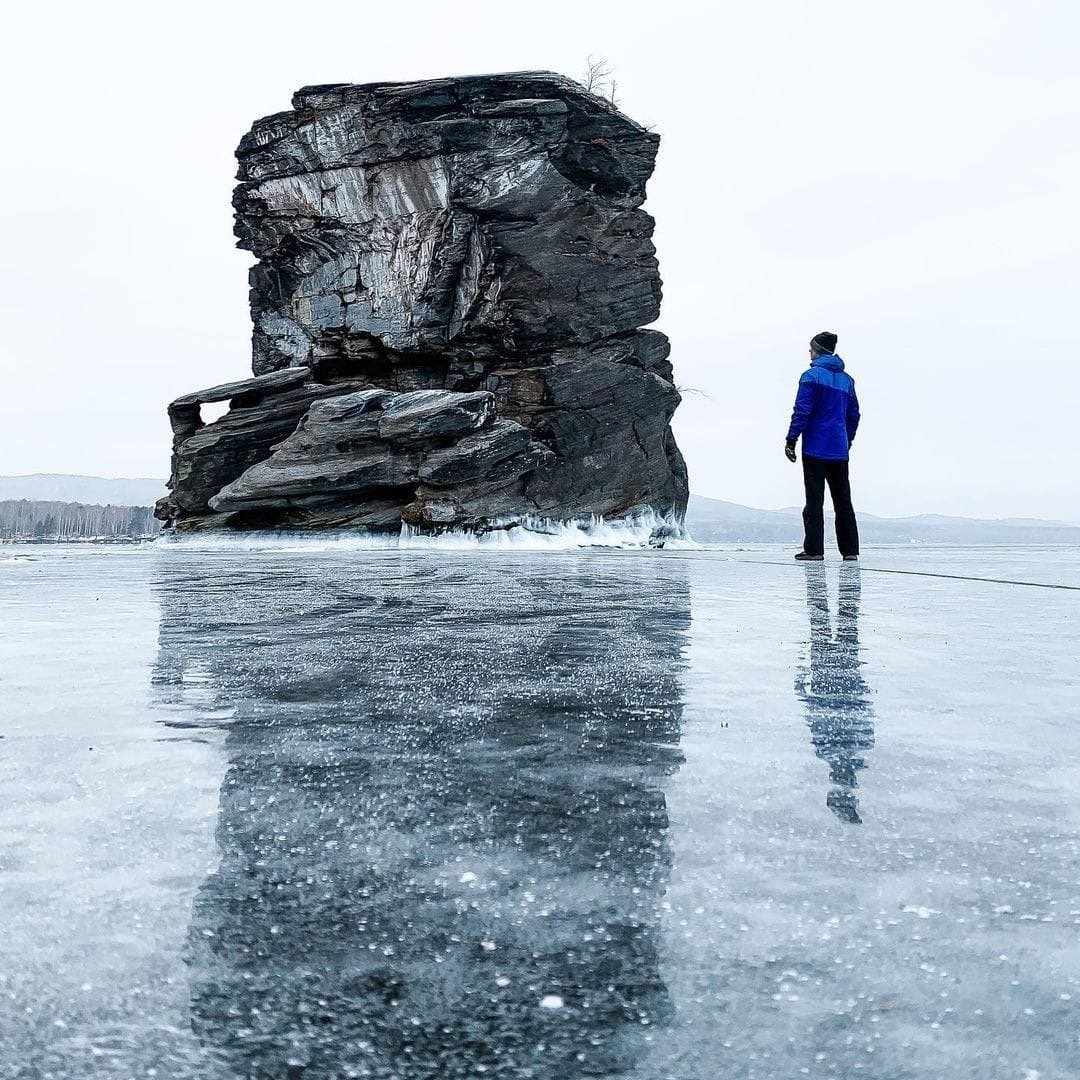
[1,541,1078,1079]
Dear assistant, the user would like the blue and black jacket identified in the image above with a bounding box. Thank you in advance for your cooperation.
[786,354,860,461]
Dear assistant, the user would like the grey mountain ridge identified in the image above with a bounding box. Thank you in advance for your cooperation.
[684,495,1080,544]
[0,474,167,507]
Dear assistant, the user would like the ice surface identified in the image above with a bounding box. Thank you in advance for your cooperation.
[1,542,1078,1078]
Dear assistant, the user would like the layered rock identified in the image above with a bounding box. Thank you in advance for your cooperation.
[157,72,687,532]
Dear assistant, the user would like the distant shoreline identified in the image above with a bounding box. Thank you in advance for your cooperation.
[1,536,156,545]
[2,477,1077,546]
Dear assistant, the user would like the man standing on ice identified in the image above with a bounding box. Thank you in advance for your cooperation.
[785,331,861,562]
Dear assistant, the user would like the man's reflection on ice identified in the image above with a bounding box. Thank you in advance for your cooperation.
[795,565,875,824]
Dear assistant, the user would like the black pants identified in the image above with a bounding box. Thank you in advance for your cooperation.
[802,455,859,557]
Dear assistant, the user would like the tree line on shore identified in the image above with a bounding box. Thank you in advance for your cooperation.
[0,499,159,540]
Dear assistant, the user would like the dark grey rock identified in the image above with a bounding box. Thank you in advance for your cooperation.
[160,377,374,516]
[157,72,687,532]
[210,390,409,511]
[377,391,493,445]
[209,389,551,526]
[418,421,536,485]
[169,368,312,410]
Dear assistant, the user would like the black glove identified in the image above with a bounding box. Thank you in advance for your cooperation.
[785,440,797,463]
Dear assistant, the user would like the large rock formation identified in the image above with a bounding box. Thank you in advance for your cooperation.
[157,72,687,532]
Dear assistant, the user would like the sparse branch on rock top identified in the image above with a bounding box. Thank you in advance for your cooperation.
[584,55,613,95]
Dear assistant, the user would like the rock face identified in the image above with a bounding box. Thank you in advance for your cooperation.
[157,72,688,532]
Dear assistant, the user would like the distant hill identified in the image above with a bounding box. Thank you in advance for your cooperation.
[0,474,166,507]
[686,495,1080,545]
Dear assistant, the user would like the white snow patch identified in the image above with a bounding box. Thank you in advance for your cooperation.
[901,905,940,919]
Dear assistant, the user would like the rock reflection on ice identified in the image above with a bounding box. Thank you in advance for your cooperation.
[152,551,691,1077]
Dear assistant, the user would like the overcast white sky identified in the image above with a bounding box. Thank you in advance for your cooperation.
[1,0,1077,518]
